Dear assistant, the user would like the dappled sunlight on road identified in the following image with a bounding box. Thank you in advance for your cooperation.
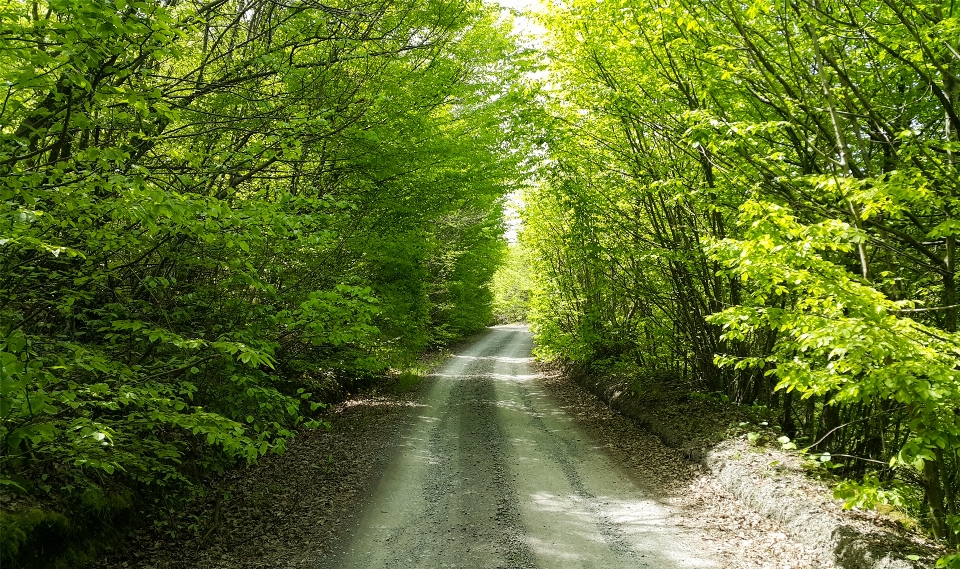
[519,489,718,568]
[448,354,536,364]
[428,372,538,382]
[333,326,719,569]
[524,536,585,561]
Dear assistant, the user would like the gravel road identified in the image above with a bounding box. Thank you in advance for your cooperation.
[321,325,719,569]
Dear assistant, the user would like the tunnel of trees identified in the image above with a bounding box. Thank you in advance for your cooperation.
[522,0,960,554]
[1,0,959,565]
[0,0,536,563]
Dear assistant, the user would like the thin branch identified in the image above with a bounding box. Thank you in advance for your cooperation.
[898,304,960,314]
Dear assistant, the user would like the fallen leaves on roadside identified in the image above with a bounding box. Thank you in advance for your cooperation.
[95,393,422,569]
[535,365,836,569]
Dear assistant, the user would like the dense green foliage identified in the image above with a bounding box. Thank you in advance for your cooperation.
[524,0,960,551]
[0,0,527,563]
[4,0,958,562]
[490,242,533,323]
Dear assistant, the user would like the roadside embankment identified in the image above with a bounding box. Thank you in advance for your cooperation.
[567,365,943,569]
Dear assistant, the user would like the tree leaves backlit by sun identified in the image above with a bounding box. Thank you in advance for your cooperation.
[522,0,960,558]
[0,0,536,562]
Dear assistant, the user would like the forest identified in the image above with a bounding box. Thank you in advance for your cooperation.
[520,0,960,559]
[0,0,535,564]
[1,0,959,566]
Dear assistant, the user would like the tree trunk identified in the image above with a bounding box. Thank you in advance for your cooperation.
[921,455,949,543]
[945,235,956,332]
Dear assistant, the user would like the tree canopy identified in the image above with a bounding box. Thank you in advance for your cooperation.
[522,0,960,553]
[1,0,533,563]
[2,0,959,564]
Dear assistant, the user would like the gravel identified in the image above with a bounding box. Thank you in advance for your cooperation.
[97,325,938,569]
[707,440,941,569]
[542,366,942,569]
[95,392,423,568]
[535,364,839,569]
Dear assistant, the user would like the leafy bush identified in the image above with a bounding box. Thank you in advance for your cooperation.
[0,0,531,564]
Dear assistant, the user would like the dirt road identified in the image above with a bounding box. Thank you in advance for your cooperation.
[321,325,719,569]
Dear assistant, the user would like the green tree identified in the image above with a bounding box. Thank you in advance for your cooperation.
[0,0,531,563]
[524,0,960,548]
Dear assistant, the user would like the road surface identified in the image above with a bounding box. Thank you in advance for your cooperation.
[323,325,718,569]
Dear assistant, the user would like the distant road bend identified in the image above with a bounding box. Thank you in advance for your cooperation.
[323,325,718,569]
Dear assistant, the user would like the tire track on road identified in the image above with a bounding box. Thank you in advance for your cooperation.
[328,325,718,569]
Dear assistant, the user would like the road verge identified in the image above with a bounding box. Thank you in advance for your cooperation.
[567,365,942,569]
